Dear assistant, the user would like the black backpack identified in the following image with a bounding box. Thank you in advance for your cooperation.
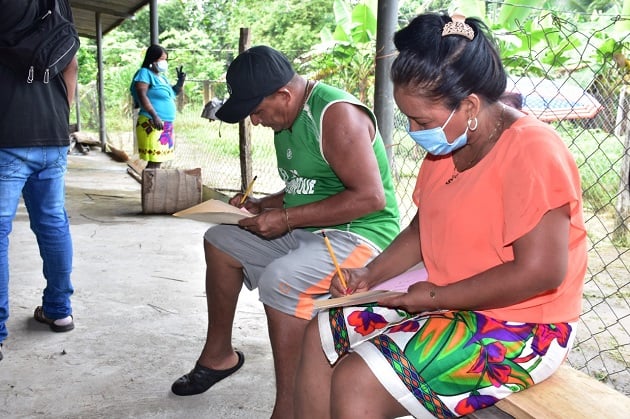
[0,0,79,84]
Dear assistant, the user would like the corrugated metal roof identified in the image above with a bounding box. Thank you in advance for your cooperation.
[70,0,150,39]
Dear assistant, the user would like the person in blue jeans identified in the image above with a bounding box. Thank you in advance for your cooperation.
[0,0,79,362]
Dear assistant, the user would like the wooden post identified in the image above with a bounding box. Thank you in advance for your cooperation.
[238,28,253,192]
[614,94,630,244]
[95,12,106,151]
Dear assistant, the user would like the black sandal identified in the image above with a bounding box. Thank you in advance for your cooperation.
[171,350,245,396]
[34,306,74,333]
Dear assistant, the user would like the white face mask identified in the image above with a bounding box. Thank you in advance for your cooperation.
[155,60,168,73]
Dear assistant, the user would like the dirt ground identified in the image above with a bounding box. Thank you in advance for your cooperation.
[0,152,275,418]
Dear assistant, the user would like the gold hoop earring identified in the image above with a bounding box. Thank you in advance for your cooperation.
[467,117,478,131]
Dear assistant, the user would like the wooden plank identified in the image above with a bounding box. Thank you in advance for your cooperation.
[466,405,513,419]
[494,364,630,419]
[126,159,145,184]
[126,167,141,184]
[126,158,145,176]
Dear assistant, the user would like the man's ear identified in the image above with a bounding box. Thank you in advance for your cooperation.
[274,87,292,103]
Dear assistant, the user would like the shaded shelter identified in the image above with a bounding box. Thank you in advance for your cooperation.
[70,0,151,39]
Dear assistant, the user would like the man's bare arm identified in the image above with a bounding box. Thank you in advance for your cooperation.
[62,55,78,105]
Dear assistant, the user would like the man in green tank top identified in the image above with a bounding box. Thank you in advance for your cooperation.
[172,46,400,418]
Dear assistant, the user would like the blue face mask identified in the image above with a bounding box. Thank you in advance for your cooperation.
[407,109,468,155]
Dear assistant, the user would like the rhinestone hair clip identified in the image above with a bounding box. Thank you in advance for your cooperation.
[441,13,475,41]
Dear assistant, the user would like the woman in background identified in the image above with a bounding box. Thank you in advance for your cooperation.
[131,44,185,169]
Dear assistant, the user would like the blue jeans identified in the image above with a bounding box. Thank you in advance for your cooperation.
[0,146,74,343]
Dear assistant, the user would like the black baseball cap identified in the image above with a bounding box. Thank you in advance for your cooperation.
[216,46,296,123]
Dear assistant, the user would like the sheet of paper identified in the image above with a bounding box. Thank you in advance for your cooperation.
[172,199,253,224]
[313,290,404,310]
[314,267,428,310]
[372,267,428,292]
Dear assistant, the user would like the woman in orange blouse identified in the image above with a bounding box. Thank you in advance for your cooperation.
[294,12,587,418]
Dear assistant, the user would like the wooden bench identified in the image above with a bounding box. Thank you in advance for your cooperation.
[467,364,630,418]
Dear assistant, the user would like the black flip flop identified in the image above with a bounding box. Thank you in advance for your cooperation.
[171,350,245,396]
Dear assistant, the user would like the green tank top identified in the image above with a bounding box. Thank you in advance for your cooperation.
[274,82,399,250]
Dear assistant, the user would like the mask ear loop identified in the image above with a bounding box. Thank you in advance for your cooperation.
[467,117,479,131]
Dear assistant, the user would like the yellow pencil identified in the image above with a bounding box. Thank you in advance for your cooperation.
[321,231,347,289]
[239,175,257,205]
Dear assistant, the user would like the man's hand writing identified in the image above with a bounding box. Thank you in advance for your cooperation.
[230,194,262,213]
[238,208,287,238]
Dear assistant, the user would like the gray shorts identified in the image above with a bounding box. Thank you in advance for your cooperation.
[204,225,379,320]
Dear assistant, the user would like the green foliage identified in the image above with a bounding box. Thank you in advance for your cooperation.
[90,0,339,118]
[76,39,97,85]
[492,5,629,86]
[450,0,485,21]
[117,0,190,45]
[302,0,378,104]
[498,0,546,30]
[226,0,335,56]
[397,0,451,19]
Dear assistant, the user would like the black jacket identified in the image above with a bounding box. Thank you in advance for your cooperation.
[0,0,75,148]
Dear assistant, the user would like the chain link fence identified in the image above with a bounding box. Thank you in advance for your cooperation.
[97,14,630,395]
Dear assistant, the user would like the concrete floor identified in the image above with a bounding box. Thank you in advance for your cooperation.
[0,152,275,418]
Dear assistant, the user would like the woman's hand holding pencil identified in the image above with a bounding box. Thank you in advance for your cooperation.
[322,231,376,297]
[322,231,347,291]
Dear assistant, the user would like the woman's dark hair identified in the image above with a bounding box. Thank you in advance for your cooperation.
[141,44,167,69]
[391,13,506,109]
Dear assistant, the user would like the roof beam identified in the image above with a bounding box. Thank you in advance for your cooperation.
[72,4,134,19]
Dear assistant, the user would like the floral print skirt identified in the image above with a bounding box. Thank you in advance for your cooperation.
[319,306,576,418]
[136,115,174,162]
